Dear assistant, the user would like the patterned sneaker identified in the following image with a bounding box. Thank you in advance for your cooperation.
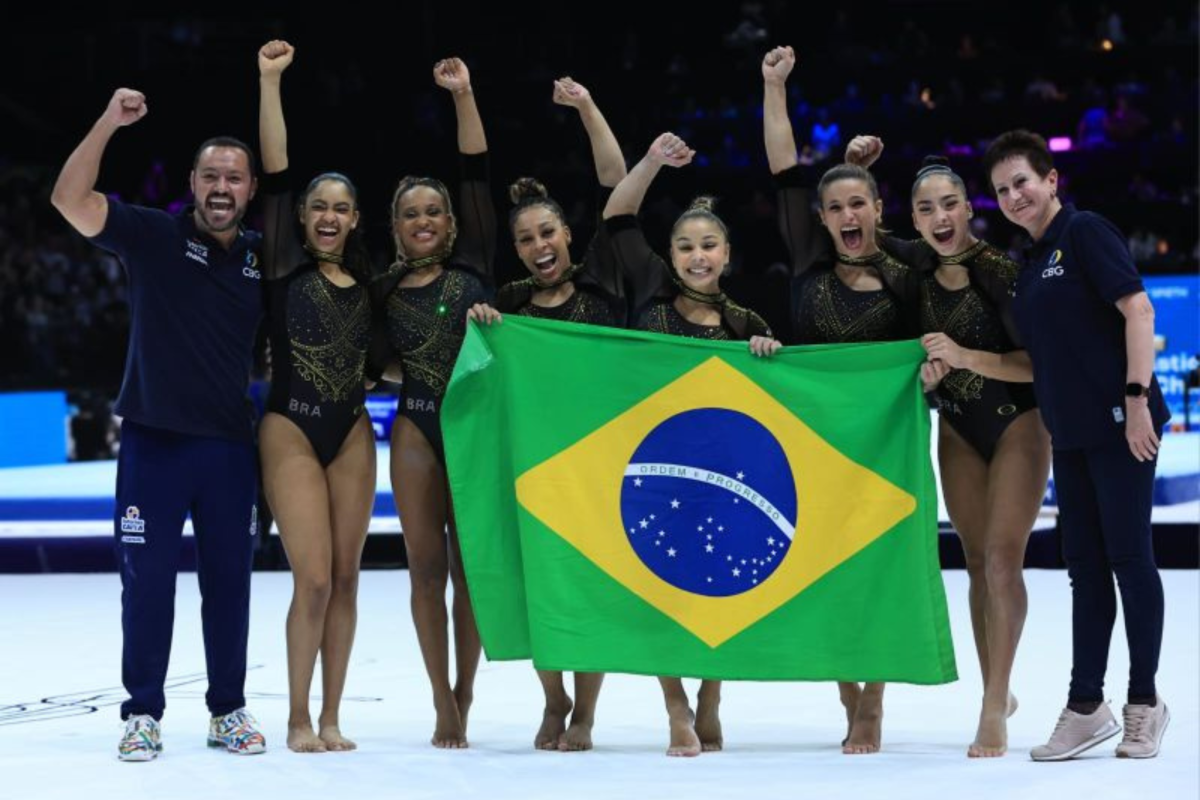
[207,708,267,755]
[118,714,162,762]
[1116,696,1170,759]
[1030,703,1121,761]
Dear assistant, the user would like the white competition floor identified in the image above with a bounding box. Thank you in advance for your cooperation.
[0,569,1195,800]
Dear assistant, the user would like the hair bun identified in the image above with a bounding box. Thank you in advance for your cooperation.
[687,195,718,214]
[915,155,953,180]
[509,177,549,206]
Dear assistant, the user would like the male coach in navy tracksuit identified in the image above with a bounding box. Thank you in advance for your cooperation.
[52,88,268,761]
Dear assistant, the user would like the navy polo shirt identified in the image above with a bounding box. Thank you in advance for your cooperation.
[1013,204,1168,449]
[90,199,263,443]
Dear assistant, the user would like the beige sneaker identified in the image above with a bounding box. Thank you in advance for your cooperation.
[1116,697,1170,759]
[1030,703,1121,761]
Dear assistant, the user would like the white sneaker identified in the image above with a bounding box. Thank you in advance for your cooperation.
[1030,703,1121,761]
[207,707,267,755]
[118,714,162,762]
[1116,696,1170,758]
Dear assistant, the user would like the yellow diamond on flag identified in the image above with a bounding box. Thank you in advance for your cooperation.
[515,356,916,648]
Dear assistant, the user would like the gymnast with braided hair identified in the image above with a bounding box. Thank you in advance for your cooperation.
[372,56,496,749]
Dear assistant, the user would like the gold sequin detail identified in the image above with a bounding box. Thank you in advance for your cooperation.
[289,272,370,403]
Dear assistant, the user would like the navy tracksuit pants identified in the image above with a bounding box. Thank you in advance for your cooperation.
[1054,438,1164,705]
[115,421,258,720]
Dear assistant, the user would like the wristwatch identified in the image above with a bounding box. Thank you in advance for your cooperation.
[1125,382,1151,399]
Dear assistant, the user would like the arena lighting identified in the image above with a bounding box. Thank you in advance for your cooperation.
[1048,136,1073,152]
[1101,38,1115,51]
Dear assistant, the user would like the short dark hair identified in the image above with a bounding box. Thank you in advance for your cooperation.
[192,136,257,177]
[981,130,1053,193]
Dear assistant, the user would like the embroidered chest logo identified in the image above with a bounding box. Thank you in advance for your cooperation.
[1041,249,1065,279]
[243,251,262,280]
[185,239,209,267]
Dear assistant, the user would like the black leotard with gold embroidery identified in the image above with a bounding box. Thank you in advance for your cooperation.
[601,213,771,340]
[261,170,372,467]
[920,241,1036,461]
[496,186,626,327]
[376,153,495,462]
[773,164,920,344]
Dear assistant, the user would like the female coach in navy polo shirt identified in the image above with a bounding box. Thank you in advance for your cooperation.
[983,130,1171,762]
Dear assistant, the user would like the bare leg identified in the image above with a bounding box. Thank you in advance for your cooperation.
[837,681,861,746]
[694,680,723,752]
[658,677,700,757]
[560,672,604,751]
[391,418,464,748]
[970,412,1050,757]
[844,682,885,754]
[534,670,572,750]
[317,417,375,752]
[447,507,481,740]
[939,419,993,691]
[261,414,332,754]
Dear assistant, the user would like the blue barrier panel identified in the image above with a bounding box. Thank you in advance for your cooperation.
[0,391,68,467]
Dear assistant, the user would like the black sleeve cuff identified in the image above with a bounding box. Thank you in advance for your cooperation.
[460,152,489,181]
[259,169,290,195]
[772,163,816,191]
[604,214,639,235]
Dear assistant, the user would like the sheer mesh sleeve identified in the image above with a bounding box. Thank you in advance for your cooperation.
[603,214,671,317]
[773,164,832,278]
[259,169,308,282]
[578,185,629,323]
[452,152,497,282]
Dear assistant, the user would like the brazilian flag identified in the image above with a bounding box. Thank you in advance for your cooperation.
[443,317,956,683]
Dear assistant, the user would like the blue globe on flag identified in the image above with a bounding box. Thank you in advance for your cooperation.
[619,408,797,597]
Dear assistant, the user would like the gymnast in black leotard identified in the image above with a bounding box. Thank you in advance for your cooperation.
[257,40,378,755]
[919,235,1037,460]
[762,46,923,757]
[261,175,371,465]
[885,147,1049,757]
[465,76,626,754]
[374,57,495,751]
[603,136,773,349]
[600,131,775,760]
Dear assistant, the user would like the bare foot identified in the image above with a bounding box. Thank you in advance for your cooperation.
[666,708,701,757]
[695,697,723,752]
[535,697,572,751]
[968,696,1009,758]
[838,682,862,747]
[843,691,882,755]
[288,723,327,753]
[455,685,473,740]
[318,724,357,752]
[431,693,467,749]
[558,719,594,752]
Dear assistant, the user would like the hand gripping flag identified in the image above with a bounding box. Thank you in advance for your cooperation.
[442,317,955,683]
